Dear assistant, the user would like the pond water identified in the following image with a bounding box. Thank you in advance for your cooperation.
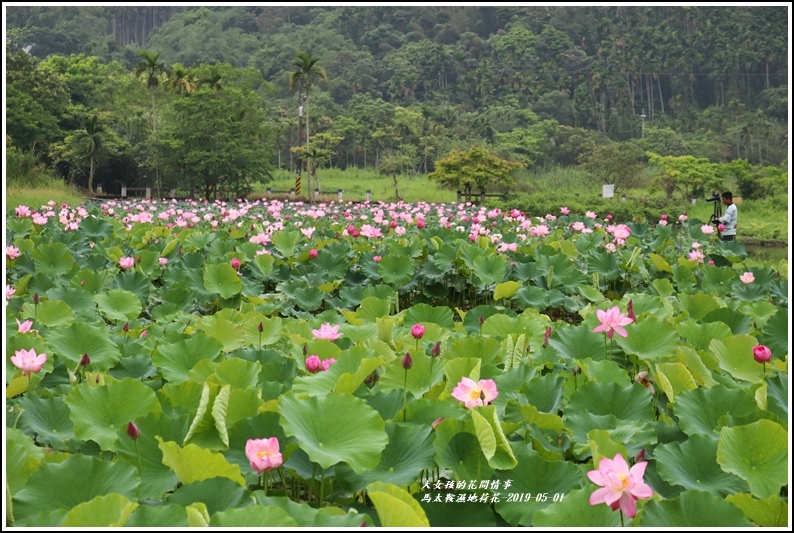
[744,243,789,262]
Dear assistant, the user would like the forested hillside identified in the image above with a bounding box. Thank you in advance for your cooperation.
[5,5,788,198]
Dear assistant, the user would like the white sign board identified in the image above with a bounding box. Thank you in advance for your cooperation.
[602,184,615,198]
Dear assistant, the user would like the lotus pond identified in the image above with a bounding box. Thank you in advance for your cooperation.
[4,198,789,527]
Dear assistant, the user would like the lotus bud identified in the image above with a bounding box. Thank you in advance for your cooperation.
[126,421,141,440]
[258,322,264,332]
[80,353,90,367]
[411,323,425,340]
[123,322,129,332]
[430,341,441,358]
[753,345,772,364]
[33,293,40,304]
[402,352,413,370]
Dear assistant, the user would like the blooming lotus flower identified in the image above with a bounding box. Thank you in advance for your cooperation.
[373,255,382,262]
[159,257,168,266]
[588,453,653,518]
[752,345,772,364]
[701,224,715,235]
[16,318,33,334]
[321,357,336,371]
[119,256,135,270]
[451,377,499,408]
[6,284,16,301]
[6,245,21,260]
[560,206,570,215]
[311,323,342,341]
[739,272,755,284]
[306,354,322,373]
[411,323,425,340]
[245,437,283,473]
[593,306,634,339]
[11,348,47,376]
[678,214,688,222]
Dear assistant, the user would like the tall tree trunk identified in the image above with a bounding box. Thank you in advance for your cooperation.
[88,156,96,194]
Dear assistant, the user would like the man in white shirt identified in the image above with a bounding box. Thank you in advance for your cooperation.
[715,191,737,241]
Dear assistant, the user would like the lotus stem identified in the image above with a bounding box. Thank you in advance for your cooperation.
[403,369,408,422]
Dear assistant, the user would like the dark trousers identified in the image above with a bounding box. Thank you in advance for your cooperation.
[721,235,735,241]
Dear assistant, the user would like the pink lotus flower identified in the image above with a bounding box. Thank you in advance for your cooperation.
[718,223,726,232]
[159,257,168,266]
[126,421,141,440]
[309,248,318,259]
[230,257,241,270]
[739,272,755,284]
[416,219,426,229]
[311,323,342,341]
[11,348,47,376]
[6,284,16,301]
[451,377,499,408]
[6,245,21,260]
[593,306,633,339]
[15,205,32,217]
[411,323,425,340]
[373,255,382,262]
[306,354,322,373]
[245,437,283,474]
[701,224,715,235]
[16,318,34,334]
[321,357,336,371]
[560,206,570,215]
[119,257,135,270]
[678,214,688,222]
[588,453,653,518]
[752,345,772,364]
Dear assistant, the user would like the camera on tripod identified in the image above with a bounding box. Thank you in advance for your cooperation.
[706,191,722,225]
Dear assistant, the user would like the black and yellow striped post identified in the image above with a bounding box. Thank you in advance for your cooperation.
[295,173,301,196]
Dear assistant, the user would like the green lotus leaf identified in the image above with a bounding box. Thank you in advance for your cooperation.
[493,280,521,301]
[677,292,721,320]
[209,357,262,390]
[32,241,75,277]
[208,505,299,527]
[432,418,491,481]
[45,321,122,371]
[66,377,162,451]
[404,302,455,328]
[565,411,656,459]
[576,358,632,386]
[403,397,468,426]
[588,250,621,278]
[379,348,440,398]
[481,313,531,339]
[240,315,282,346]
[513,403,564,432]
[520,374,566,413]
[355,296,392,322]
[533,488,621,527]
[251,495,374,527]
[674,385,760,437]
[182,231,215,251]
[6,216,34,237]
[655,433,749,495]
[251,253,275,278]
[725,493,789,527]
[125,504,189,527]
[378,252,414,287]
[702,307,753,335]
[113,270,152,306]
[5,428,46,495]
[759,308,788,359]
[152,333,223,384]
[292,350,382,397]
[12,454,139,526]
[203,262,243,299]
[472,253,507,286]
[765,372,787,419]
[492,449,581,526]
[654,362,697,404]
[547,323,604,363]
[270,229,301,258]
[17,395,76,451]
[711,334,766,383]
[339,322,379,343]
[168,477,250,516]
[716,419,788,499]
[639,489,752,527]
[471,405,517,470]
[186,501,210,526]
[196,317,246,352]
[676,319,732,352]
[24,299,74,328]
[184,383,230,449]
[61,493,139,527]
[278,392,388,473]
[94,289,142,322]
[366,481,430,527]
[336,422,436,492]
[614,317,678,362]
[293,284,324,311]
[157,437,246,487]
[445,336,501,365]
[587,429,628,466]
[432,243,459,271]
[566,381,654,420]
[511,285,551,311]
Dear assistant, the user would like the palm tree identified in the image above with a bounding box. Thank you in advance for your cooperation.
[74,114,105,195]
[133,50,167,196]
[168,63,197,96]
[288,52,327,202]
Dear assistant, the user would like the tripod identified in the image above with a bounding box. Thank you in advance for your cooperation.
[708,199,722,226]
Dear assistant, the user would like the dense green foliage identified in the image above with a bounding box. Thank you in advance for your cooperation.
[4,6,788,199]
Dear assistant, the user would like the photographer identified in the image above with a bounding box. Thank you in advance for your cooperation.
[714,191,737,241]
